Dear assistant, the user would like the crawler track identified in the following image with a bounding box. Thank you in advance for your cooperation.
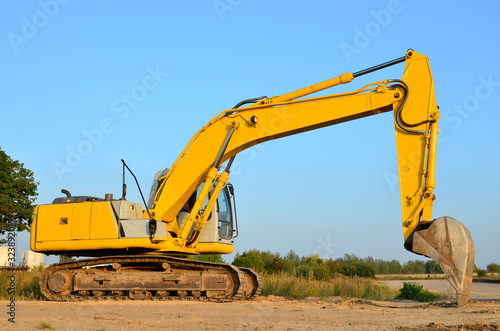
[240,267,263,299]
[40,256,262,302]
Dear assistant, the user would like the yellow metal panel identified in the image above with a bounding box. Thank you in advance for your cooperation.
[30,206,39,251]
[393,52,439,240]
[89,202,118,240]
[34,237,196,255]
[71,202,92,240]
[196,242,234,254]
[36,204,72,241]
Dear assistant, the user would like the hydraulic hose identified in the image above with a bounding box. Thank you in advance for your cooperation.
[232,96,267,109]
[389,79,435,135]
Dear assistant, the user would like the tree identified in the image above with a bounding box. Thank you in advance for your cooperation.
[0,147,38,243]
[188,254,225,263]
[285,250,300,268]
[486,263,499,272]
[232,249,265,273]
[375,259,390,274]
[388,259,403,274]
[341,263,376,278]
[425,260,443,274]
[402,260,426,274]
[59,255,76,263]
[325,258,344,275]
[362,256,378,273]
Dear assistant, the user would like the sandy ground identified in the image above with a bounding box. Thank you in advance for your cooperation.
[1,280,499,330]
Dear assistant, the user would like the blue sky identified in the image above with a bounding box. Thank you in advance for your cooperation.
[1,1,499,268]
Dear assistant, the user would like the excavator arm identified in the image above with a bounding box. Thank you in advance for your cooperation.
[149,50,474,305]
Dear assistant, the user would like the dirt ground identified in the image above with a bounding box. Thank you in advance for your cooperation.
[1,280,499,330]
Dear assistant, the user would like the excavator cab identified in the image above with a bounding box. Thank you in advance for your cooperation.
[197,185,235,243]
[149,169,237,249]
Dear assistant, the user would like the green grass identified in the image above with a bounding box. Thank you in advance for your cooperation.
[38,321,54,330]
[0,268,44,300]
[261,273,396,300]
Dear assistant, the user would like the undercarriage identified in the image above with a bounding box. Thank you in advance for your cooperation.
[40,255,262,302]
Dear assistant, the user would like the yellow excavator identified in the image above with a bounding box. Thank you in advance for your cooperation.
[31,50,474,305]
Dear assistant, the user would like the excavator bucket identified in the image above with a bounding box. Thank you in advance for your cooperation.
[406,216,475,306]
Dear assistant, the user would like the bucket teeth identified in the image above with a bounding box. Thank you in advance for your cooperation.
[406,216,475,306]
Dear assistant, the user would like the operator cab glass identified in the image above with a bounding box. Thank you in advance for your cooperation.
[217,188,233,240]
[188,184,234,243]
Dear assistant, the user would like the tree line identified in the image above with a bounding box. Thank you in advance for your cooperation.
[232,250,444,281]
[192,249,444,281]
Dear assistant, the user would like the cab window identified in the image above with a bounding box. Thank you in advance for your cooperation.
[217,188,232,239]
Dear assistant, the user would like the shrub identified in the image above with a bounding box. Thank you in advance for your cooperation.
[396,282,440,302]
[476,269,487,277]
[397,282,423,300]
